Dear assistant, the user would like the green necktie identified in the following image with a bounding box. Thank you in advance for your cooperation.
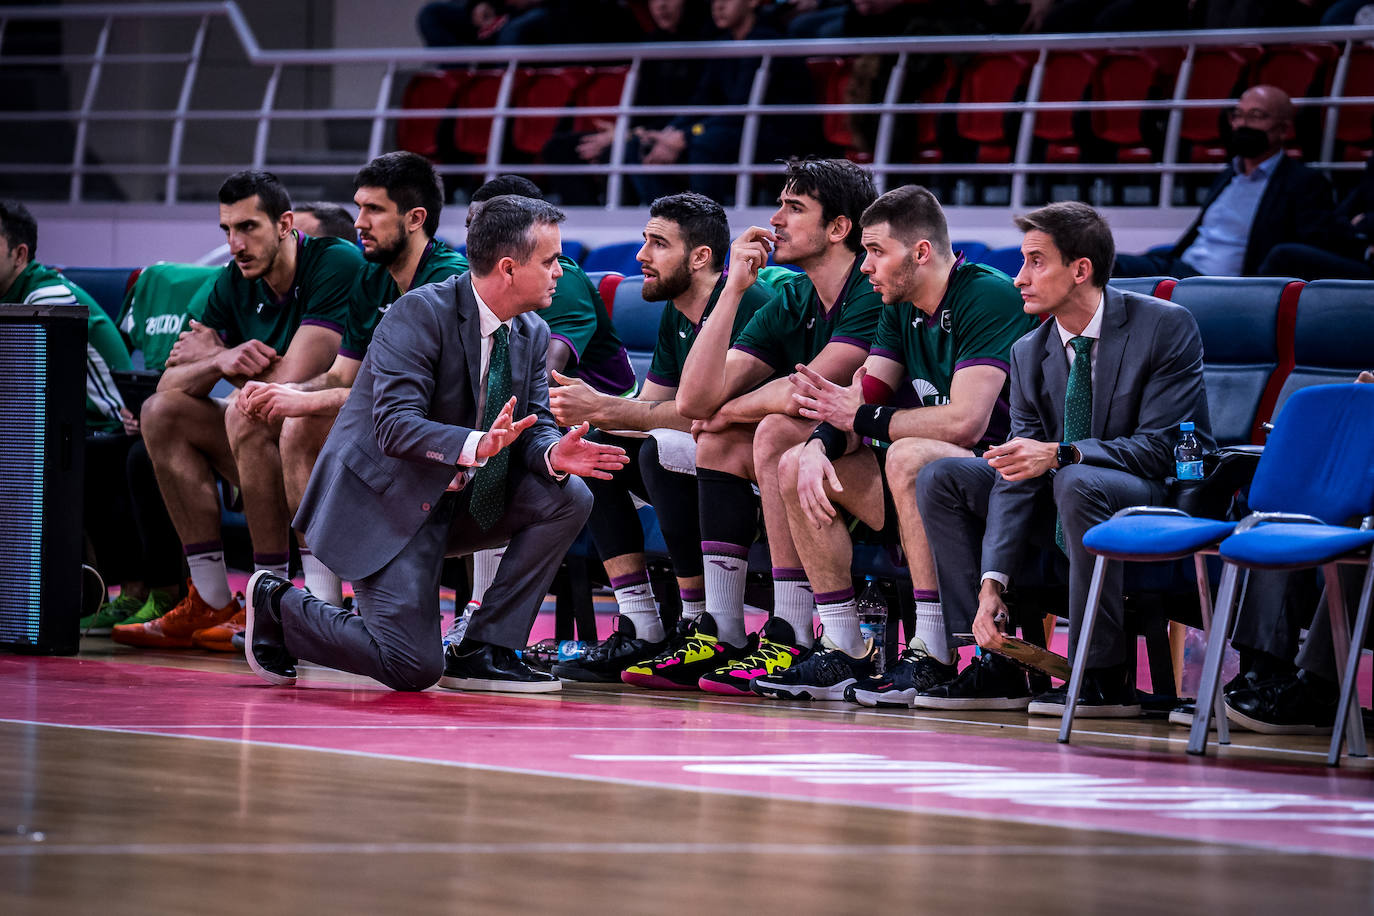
[1056,335,1093,552]
[469,325,511,531]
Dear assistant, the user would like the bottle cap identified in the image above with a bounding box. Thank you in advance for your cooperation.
[1180,421,1194,432]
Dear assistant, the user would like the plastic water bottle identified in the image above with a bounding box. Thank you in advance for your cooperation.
[1175,421,1203,480]
[857,576,888,675]
[443,600,479,648]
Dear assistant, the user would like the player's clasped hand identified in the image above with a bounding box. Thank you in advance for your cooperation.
[476,396,538,462]
[550,422,629,480]
[790,363,865,430]
[548,369,599,427]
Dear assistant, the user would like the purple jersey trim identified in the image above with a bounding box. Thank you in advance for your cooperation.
[301,317,344,334]
[730,343,773,366]
[550,332,582,364]
[955,356,1011,373]
[814,587,856,605]
[701,540,749,559]
[337,346,365,361]
[870,346,901,362]
[829,336,871,352]
[645,370,677,388]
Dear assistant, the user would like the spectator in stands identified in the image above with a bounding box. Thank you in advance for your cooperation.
[417,0,638,49]
[0,200,165,632]
[235,152,466,610]
[625,0,818,205]
[617,158,881,691]
[243,196,627,693]
[291,201,357,243]
[448,175,637,644]
[115,170,361,651]
[918,202,1212,719]
[786,0,931,38]
[1113,85,1335,280]
[1258,155,1374,280]
[761,186,1037,705]
[547,191,776,683]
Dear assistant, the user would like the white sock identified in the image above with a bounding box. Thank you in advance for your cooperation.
[301,549,344,606]
[471,547,504,602]
[815,590,866,657]
[702,547,749,647]
[915,600,952,664]
[770,570,815,647]
[612,573,664,642]
[186,550,231,609]
[679,589,705,623]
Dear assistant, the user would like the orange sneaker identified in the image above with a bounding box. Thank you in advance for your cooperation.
[112,582,241,649]
[192,608,247,652]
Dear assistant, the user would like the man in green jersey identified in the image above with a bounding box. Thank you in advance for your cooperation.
[546,192,774,683]
[119,170,362,650]
[633,158,881,691]
[762,185,1037,705]
[235,152,465,611]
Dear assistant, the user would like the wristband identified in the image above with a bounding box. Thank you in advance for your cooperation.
[852,404,896,443]
[806,422,848,460]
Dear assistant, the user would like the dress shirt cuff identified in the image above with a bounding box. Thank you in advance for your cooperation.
[458,430,487,468]
[981,572,1010,591]
[544,443,568,480]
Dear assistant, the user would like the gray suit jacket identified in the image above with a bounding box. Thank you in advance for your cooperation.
[295,273,562,581]
[982,286,1214,575]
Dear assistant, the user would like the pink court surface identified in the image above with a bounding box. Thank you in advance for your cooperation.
[4,583,1374,913]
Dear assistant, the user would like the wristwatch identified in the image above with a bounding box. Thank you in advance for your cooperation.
[1056,443,1080,467]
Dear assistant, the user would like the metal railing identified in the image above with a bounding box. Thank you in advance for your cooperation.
[1,2,1370,210]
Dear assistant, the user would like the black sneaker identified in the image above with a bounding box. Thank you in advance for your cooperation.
[621,613,751,690]
[1027,664,1141,718]
[1224,671,1338,735]
[846,638,957,708]
[552,615,670,682]
[438,639,561,693]
[245,569,297,687]
[913,652,1031,710]
[751,633,874,701]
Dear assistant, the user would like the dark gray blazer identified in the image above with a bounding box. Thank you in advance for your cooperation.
[295,272,562,581]
[981,286,1214,575]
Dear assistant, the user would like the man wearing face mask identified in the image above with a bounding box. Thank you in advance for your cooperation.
[1113,85,1336,279]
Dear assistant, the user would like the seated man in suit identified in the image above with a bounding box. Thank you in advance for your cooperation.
[1113,85,1335,279]
[244,195,628,693]
[917,201,1213,718]
[1257,154,1374,280]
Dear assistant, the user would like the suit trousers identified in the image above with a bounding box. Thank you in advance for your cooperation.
[280,466,592,691]
[918,457,1164,668]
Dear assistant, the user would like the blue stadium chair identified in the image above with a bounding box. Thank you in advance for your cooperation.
[58,266,138,321]
[1168,276,1304,445]
[1107,276,1176,299]
[1186,384,1374,762]
[611,275,663,386]
[561,239,586,264]
[583,240,643,275]
[952,240,989,264]
[979,245,1024,277]
[1270,279,1374,417]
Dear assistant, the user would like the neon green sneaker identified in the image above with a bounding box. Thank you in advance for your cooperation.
[80,593,146,636]
[113,590,178,628]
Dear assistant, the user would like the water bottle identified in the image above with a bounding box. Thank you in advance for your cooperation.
[1175,421,1203,481]
[1179,625,1241,697]
[856,576,888,675]
[443,600,479,648]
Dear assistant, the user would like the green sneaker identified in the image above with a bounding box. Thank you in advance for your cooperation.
[80,593,146,636]
[114,591,178,628]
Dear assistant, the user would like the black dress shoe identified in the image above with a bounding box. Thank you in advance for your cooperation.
[245,570,297,687]
[1028,663,1141,718]
[551,615,669,682]
[439,639,561,693]
[1225,671,1338,735]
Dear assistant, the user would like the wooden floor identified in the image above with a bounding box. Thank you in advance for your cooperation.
[4,609,1374,915]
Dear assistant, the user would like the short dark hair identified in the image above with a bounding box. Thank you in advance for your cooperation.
[471,174,544,202]
[860,185,950,256]
[0,199,38,258]
[294,201,357,241]
[648,192,730,272]
[1013,202,1115,288]
[218,169,291,222]
[466,195,565,276]
[781,157,877,254]
[353,151,444,238]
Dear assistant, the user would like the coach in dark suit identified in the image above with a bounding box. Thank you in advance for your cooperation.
[1114,85,1334,279]
[243,195,627,693]
[917,202,1213,717]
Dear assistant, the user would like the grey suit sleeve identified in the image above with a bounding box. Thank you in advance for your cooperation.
[1073,305,1213,477]
[368,292,474,467]
[981,342,1052,577]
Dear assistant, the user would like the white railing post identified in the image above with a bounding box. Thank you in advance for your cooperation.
[605,56,641,210]
[70,15,112,204]
[1011,47,1049,212]
[369,61,397,164]
[1322,40,1354,165]
[735,53,773,208]
[484,61,519,186]
[164,13,210,205]
[1160,42,1196,210]
[253,63,283,170]
[872,51,909,195]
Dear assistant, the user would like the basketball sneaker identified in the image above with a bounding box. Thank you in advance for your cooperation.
[80,593,145,636]
[192,608,247,652]
[751,631,874,701]
[110,590,178,628]
[621,613,750,690]
[552,615,670,682]
[698,617,809,696]
[112,583,241,649]
[911,652,1031,710]
[845,638,957,707]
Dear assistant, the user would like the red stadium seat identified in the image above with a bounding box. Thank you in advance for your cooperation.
[396,70,462,160]
[1091,50,1167,163]
[571,65,629,134]
[450,68,504,158]
[592,271,624,319]
[1178,45,1262,164]
[1033,51,1100,163]
[956,52,1034,163]
[908,57,957,164]
[1336,46,1374,161]
[1254,43,1337,100]
[510,66,589,156]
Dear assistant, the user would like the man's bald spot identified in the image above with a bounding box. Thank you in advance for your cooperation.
[1242,84,1294,124]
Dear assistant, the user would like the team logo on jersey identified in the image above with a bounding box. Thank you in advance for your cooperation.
[678,329,688,338]
[256,301,266,314]
[940,309,952,333]
[912,377,947,406]
[379,301,393,315]
[806,316,816,329]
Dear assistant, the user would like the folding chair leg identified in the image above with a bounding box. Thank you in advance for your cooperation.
[1059,555,1110,744]
[1328,560,1374,765]
[1193,555,1229,745]
[1188,563,1242,755]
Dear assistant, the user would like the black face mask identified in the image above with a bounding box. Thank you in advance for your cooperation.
[1229,126,1272,159]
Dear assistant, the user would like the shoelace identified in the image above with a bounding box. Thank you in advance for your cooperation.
[725,639,793,670]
